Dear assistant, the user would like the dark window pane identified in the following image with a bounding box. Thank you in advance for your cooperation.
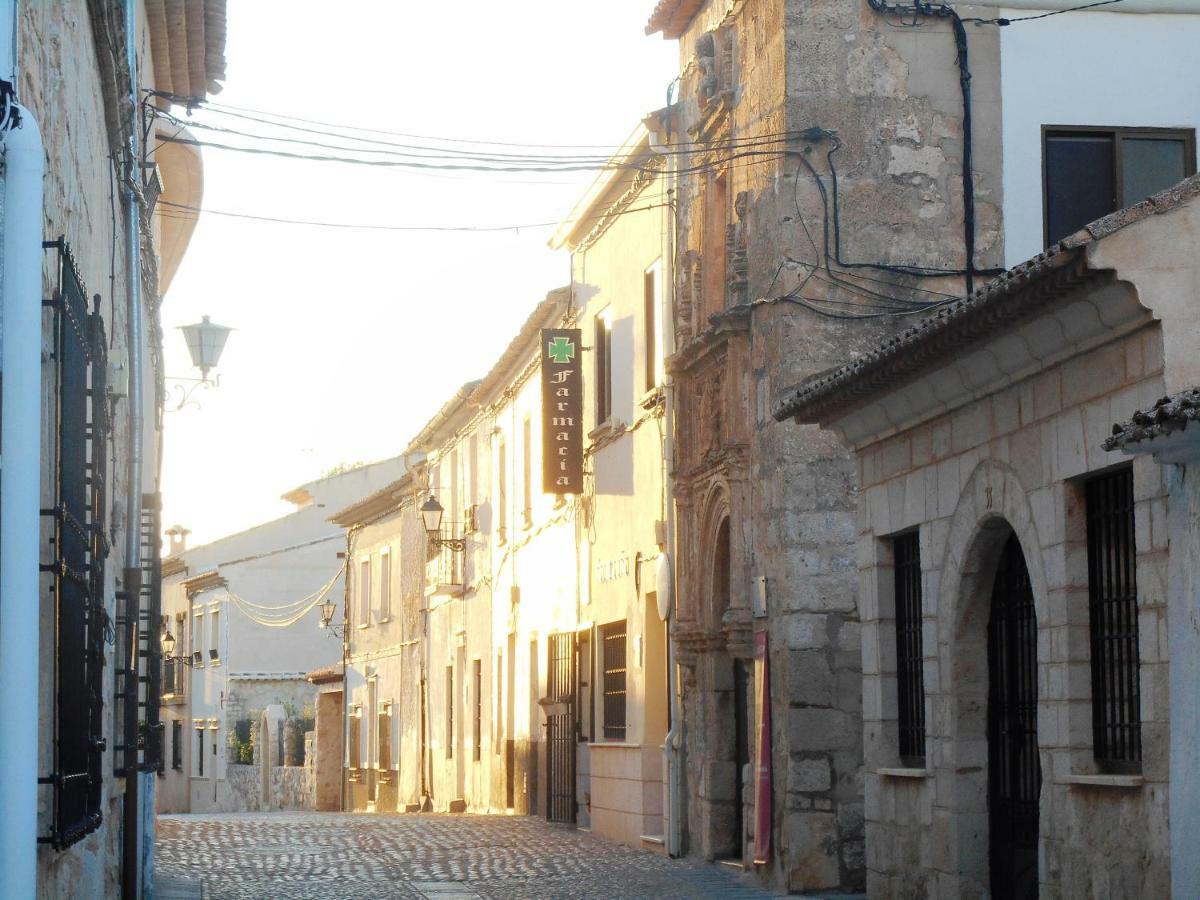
[1121,138,1188,207]
[1045,134,1115,245]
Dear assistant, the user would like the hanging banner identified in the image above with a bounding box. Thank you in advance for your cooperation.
[753,628,772,865]
[540,328,583,494]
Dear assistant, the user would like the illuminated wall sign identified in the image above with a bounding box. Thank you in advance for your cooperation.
[540,328,583,494]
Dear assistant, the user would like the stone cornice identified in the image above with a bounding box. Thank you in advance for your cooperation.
[668,304,751,377]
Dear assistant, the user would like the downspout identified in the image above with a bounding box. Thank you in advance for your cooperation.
[0,2,45,892]
[121,1,145,898]
[648,109,684,859]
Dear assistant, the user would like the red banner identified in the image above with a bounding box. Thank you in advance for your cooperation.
[753,629,772,865]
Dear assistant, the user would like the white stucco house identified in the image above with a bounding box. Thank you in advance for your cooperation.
[157,458,406,813]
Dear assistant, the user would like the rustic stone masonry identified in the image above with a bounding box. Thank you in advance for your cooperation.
[652,0,1005,891]
[775,182,1200,895]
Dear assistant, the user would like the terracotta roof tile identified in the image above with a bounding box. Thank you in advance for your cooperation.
[1103,387,1200,452]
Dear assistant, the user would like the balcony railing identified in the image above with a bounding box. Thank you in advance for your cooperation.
[425,529,463,596]
[161,657,186,703]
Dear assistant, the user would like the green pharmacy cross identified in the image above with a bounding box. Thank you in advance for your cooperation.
[548,336,576,364]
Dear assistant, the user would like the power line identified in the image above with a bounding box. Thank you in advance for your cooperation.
[150,105,809,165]
[961,0,1125,25]
[154,198,671,234]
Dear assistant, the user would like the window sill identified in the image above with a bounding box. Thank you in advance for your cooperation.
[209,660,221,668]
[357,623,370,630]
[377,617,391,625]
[1064,773,1144,789]
[587,740,638,750]
[876,767,930,779]
[640,386,664,410]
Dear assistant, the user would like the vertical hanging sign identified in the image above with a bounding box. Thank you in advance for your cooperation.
[541,328,583,494]
[753,628,773,865]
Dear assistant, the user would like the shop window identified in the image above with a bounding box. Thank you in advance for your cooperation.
[601,621,627,740]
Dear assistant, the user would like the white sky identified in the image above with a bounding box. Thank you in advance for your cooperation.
[159,0,678,547]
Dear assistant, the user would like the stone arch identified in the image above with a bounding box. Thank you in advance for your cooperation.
[698,481,733,632]
[936,459,1049,896]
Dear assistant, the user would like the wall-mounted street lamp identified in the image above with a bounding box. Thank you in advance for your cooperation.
[318,598,345,638]
[160,630,195,667]
[421,494,466,553]
[164,315,233,412]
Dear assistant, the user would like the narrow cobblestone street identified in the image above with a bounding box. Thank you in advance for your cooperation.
[155,813,787,899]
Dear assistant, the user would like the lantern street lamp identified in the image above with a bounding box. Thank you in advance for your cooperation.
[421,494,466,553]
[161,630,176,656]
[318,597,344,638]
[165,314,233,412]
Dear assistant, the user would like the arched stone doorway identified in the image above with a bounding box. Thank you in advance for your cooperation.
[949,514,1042,899]
[699,514,751,862]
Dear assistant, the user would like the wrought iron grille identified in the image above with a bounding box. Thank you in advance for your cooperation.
[1085,467,1142,770]
[601,621,627,740]
[546,632,576,824]
[171,720,183,770]
[39,240,109,850]
[987,534,1041,899]
[140,495,164,773]
[893,532,926,766]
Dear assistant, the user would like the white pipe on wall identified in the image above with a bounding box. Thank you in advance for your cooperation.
[0,0,45,891]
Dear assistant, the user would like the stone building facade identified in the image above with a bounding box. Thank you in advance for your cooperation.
[776,178,1200,896]
[0,3,226,897]
[646,0,1200,891]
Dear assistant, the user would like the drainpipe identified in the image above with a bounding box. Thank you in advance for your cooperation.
[121,0,145,897]
[648,111,684,859]
[0,1,45,892]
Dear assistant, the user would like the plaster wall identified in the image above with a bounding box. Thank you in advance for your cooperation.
[1167,463,1200,894]
[570,165,671,850]
[850,321,1170,898]
[999,10,1200,266]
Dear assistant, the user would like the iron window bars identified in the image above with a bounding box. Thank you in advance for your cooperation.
[893,531,926,766]
[601,621,627,740]
[38,239,110,850]
[1085,467,1142,771]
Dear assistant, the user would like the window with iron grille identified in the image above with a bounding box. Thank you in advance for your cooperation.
[39,240,109,850]
[172,721,183,771]
[601,621,627,740]
[893,532,925,766]
[473,659,482,761]
[1085,467,1142,771]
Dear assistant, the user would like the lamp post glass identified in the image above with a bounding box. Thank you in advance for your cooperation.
[320,599,336,628]
[421,495,444,535]
[162,631,176,656]
[178,315,232,381]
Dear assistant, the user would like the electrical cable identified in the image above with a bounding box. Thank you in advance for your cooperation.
[153,197,670,233]
[148,105,811,166]
[961,0,1125,25]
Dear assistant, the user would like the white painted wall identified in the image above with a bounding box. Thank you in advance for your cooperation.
[999,10,1200,265]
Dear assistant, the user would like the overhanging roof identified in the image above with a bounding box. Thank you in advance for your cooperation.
[646,0,705,37]
[774,174,1200,426]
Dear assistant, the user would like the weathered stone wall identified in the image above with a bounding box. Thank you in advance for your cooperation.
[855,322,1170,897]
[20,3,157,897]
[224,764,315,812]
[665,0,1011,892]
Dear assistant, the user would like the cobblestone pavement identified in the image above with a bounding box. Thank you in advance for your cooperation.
[156,812,788,900]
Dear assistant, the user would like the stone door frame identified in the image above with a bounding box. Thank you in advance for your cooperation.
[938,461,1050,897]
